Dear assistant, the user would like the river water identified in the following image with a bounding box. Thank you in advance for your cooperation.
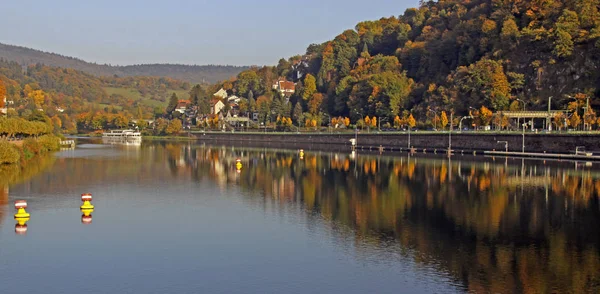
[0,140,599,293]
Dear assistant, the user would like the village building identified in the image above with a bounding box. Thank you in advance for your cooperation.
[1,96,7,115]
[211,99,225,115]
[175,100,191,114]
[272,78,296,97]
[213,88,228,99]
[227,95,241,104]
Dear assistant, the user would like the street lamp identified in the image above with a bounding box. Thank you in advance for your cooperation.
[428,109,438,131]
[522,123,526,153]
[459,116,473,133]
[516,99,525,129]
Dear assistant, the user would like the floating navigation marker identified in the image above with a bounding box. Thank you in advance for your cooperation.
[14,200,30,219]
[80,193,94,210]
[14,200,30,234]
[299,149,304,160]
[236,158,243,173]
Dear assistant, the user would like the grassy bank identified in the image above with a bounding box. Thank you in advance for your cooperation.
[0,135,61,165]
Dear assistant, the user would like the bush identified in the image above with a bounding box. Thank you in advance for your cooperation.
[23,138,43,155]
[0,141,20,164]
[37,135,60,152]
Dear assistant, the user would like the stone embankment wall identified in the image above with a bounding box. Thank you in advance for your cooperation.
[190,132,600,154]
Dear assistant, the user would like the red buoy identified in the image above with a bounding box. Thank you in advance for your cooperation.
[81,193,92,202]
[14,200,27,209]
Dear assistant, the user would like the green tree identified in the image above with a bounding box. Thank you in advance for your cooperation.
[166,93,178,114]
[293,102,303,124]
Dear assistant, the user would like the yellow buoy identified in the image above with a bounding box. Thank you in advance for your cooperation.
[81,208,94,217]
[14,200,30,219]
[236,158,243,171]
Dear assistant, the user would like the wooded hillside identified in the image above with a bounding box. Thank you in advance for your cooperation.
[0,43,249,84]
[211,0,600,127]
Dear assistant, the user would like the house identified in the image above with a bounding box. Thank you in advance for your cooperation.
[214,88,228,99]
[272,78,296,97]
[227,95,241,104]
[291,55,312,80]
[0,96,6,115]
[211,99,225,115]
[175,100,191,114]
[56,107,65,113]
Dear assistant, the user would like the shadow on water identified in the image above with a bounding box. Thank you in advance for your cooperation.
[3,140,600,293]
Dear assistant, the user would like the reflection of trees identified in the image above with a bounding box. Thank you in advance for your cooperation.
[178,146,600,293]
[8,142,599,292]
[0,155,56,226]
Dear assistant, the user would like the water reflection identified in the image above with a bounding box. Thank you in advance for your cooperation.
[3,142,600,293]
[164,144,600,293]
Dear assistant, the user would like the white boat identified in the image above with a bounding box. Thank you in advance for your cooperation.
[102,129,142,146]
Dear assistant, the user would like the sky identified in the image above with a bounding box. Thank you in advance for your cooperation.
[2,0,419,66]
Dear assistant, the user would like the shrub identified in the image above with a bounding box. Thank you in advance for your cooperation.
[0,141,20,164]
[23,138,42,155]
[37,135,60,152]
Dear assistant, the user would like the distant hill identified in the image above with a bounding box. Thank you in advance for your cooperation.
[0,43,249,84]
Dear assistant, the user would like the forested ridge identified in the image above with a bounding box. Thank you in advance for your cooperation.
[0,59,193,133]
[0,43,249,84]
[210,0,600,128]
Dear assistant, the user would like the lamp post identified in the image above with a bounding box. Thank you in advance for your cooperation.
[378,117,389,132]
[459,116,473,133]
[516,98,525,129]
[428,109,438,131]
[325,113,331,134]
[448,112,453,152]
[522,123,526,153]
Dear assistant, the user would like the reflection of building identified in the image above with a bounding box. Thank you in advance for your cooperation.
[0,186,7,205]
[0,186,8,227]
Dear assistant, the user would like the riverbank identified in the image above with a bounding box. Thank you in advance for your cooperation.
[0,135,61,165]
[186,131,600,155]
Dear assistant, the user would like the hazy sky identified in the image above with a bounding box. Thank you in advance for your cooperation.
[2,0,419,66]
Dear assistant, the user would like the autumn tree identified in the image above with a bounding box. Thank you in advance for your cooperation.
[0,80,6,108]
[479,106,493,127]
[553,112,567,131]
[440,111,449,130]
[568,112,581,129]
[302,74,317,101]
[407,114,416,128]
[308,93,323,115]
[166,119,182,135]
